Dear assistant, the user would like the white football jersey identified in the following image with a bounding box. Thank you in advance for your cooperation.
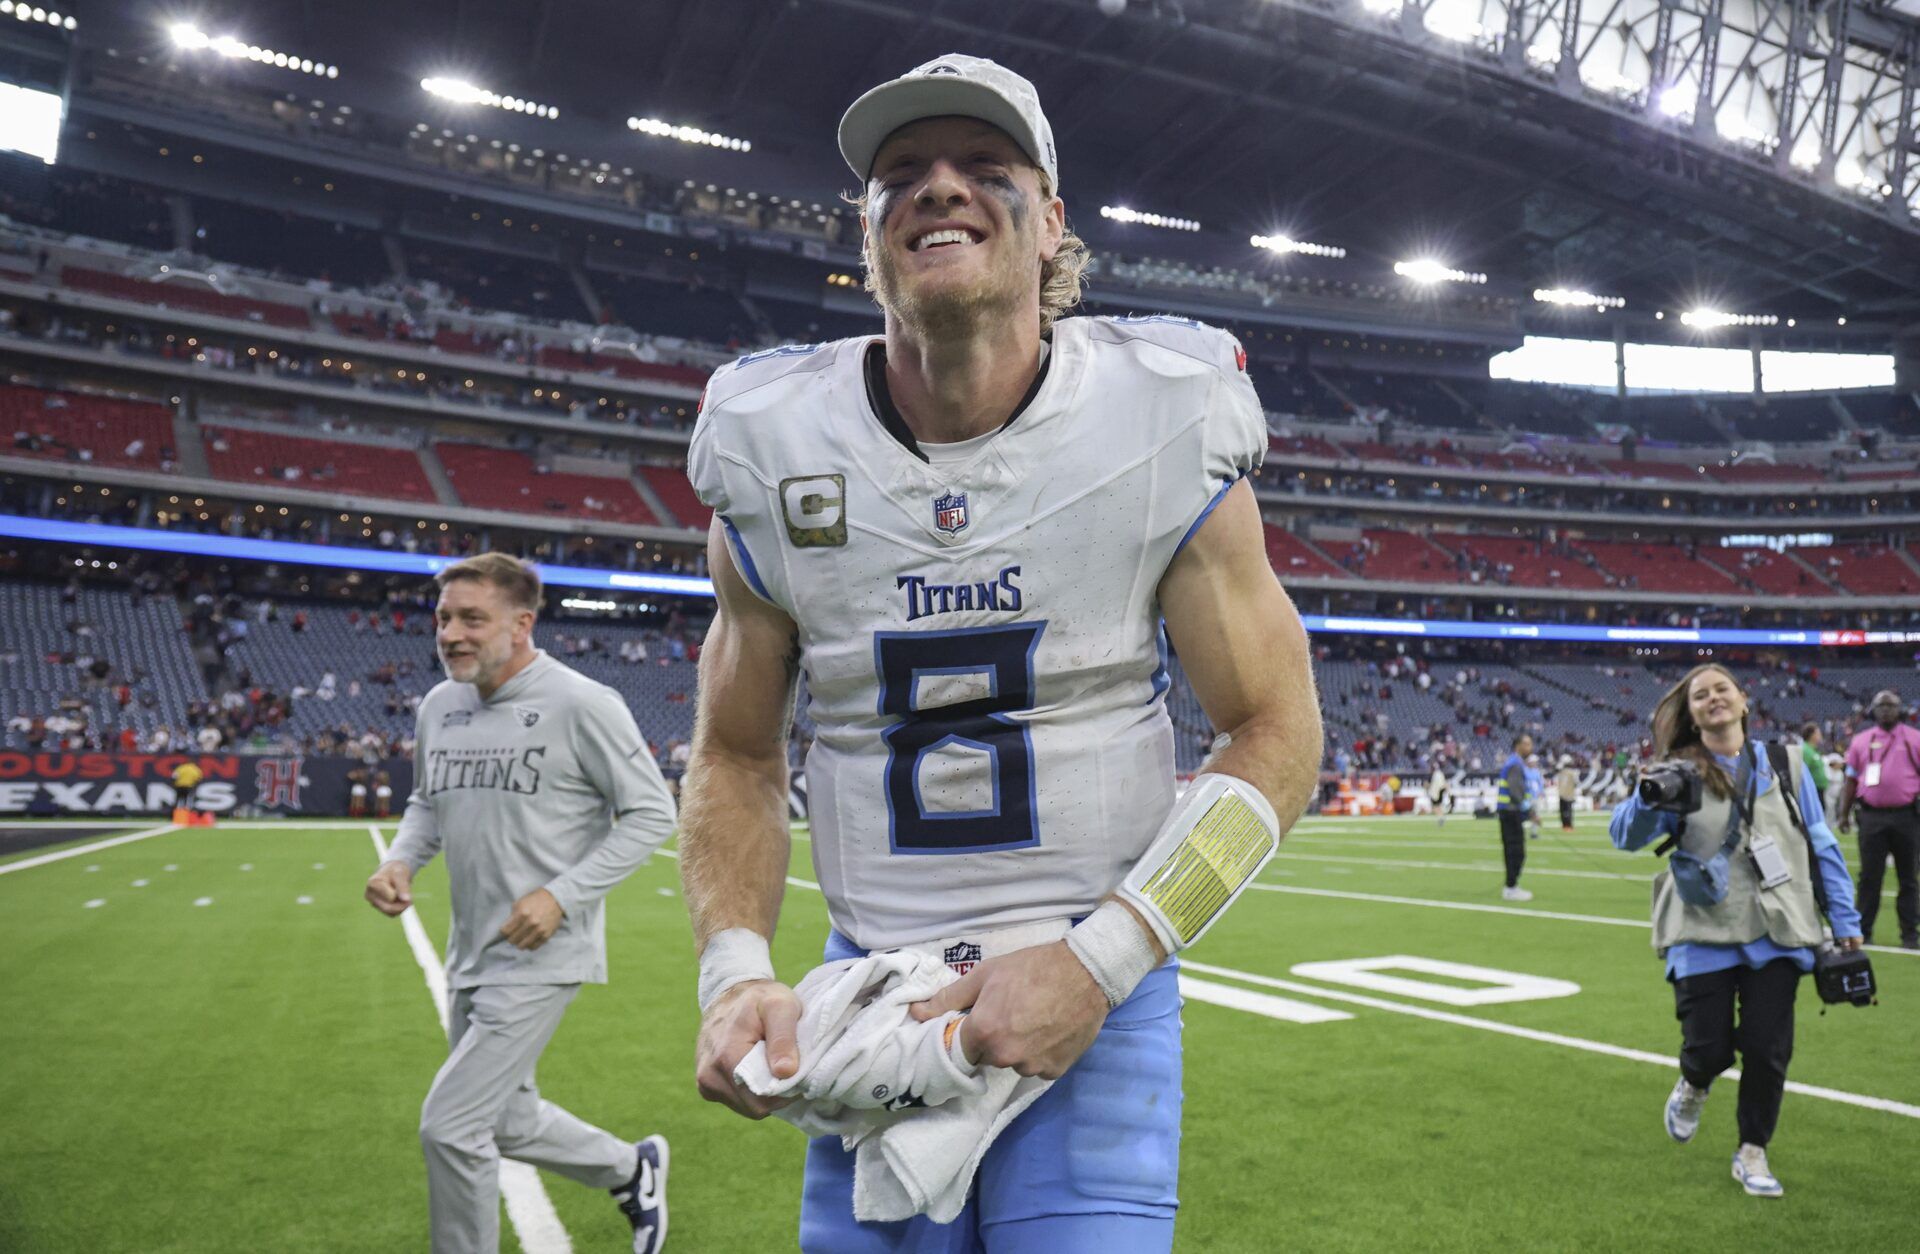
[688,315,1266,949]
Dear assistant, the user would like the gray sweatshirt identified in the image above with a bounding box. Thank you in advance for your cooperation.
[388,650,677,989]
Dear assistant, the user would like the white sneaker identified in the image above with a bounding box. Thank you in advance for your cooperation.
[1501,886,1533,902]
[1664,1076,1707,1143]
[1732,1143,1783,1197]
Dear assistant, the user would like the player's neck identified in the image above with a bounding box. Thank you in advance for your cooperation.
[882,320,1043,445]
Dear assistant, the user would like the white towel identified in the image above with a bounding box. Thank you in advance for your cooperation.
[735,924,1065,1223]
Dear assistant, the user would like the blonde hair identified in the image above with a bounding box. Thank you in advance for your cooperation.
[434,552,542,613]
[1650,663,1746,799]
[849,168,1090,333]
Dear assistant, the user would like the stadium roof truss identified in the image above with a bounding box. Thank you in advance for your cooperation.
[1312,0,1917,226]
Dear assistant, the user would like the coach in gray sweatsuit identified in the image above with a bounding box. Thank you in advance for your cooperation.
[368,553,677,1254]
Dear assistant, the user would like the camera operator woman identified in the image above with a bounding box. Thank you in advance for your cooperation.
[1609,664,1862,1198]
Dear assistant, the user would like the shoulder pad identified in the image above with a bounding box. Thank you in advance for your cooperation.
[1080,314,1246,379]
[701,337,861,417]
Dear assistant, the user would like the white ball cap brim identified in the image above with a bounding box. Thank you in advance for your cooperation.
[839,54,1058,190]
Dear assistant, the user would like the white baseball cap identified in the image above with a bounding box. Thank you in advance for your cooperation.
[838,54,1058,189]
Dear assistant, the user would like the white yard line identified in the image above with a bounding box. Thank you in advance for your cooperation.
[0,823,179,875]
[1244,881,1920,958]
[366,827,572,1254]
[1274,850,1645,882]
[1183,959,1920,1120]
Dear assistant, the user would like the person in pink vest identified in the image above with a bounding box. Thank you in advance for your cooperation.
[1837,689,1920,949]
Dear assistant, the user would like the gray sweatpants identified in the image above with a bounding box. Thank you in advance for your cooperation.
[421,982,635,1254]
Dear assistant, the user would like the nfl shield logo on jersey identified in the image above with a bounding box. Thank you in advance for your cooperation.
[943,941,982,975]
[933,490,970,537]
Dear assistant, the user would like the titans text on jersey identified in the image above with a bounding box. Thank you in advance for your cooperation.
[688,315,1265,948]
[898,566,1024,622]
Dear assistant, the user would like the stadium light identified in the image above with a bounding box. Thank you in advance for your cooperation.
[1100,205,1200,232]
[1424,11,1486,43]
[1580,67,1645,100]
[628,117,750,151]
[1395,258,1487,285]
[423,77,556,117]
[167,23,335,76]
[1251,233,1346,259]
[2,2,74,28]
[1680,308,1778,328]
[1655,86,1693,119]
[1532,287,1625,311]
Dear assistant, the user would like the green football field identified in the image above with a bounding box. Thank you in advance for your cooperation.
[2,812,1915,1252]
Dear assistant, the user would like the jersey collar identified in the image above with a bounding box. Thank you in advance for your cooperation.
[861,337,1052,463]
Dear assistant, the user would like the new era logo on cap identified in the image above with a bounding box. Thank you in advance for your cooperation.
[925,64,962,76]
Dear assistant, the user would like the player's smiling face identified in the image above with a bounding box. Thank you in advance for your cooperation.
[435,578,531,692]
[863,117,1063,335]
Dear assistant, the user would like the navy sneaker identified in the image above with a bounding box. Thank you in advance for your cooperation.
[612,1134,668,1253]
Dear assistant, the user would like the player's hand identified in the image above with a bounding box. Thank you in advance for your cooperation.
[909,940,1108,1080]
[500,888,566,949]
[1836,935,1864,952]
[1837,812,1853,834]
[364,860,414,917]
[695,980,801,1119]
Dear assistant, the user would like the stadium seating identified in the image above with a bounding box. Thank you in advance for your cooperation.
[203,425,438,503]
[638,465,711,530]
[0,581,207,747]
[1730,394,1843,443]
[1719,547,1838,596]
[1795,544,1920,597]
[1476,381,1597,438]
[1319,369,1464,428]
[435,442,659,525]
[1595,458,1705,484]
[403,241,589,323]
[1581,539,1742,595]
[191,200,392,290]
[1355,528,1461,583]
[594,270,754,345]
[532,346,710,390]
[1446,534,1611,589]
[1263,526,1345,580]
[60,266,313,329]
[3,385,177,470]
[1705,462,1828,485]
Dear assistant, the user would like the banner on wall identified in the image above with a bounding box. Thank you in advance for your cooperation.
[0,753,415,816]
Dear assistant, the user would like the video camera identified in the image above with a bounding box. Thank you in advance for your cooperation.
[1638,759,1703,815]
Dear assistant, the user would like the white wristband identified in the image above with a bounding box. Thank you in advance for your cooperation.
[1066,900,1162,1010]
[697,928,776,1012]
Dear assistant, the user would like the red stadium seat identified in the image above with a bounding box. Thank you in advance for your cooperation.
[61,266,311,329]
[2,384,176,470]
[203,425,437,503]
[638,466,711,531]
[435,442,659,525]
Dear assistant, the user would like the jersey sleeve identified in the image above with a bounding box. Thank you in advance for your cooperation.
[1175,330,1267,555]
[685,365,792,611]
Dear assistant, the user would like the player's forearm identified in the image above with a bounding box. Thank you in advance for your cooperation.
[678,745,791,950]
[1838,777,1857,824]
[1201,707,1323,836]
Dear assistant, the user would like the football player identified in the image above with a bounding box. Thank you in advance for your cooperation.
[680,56,1323,1251]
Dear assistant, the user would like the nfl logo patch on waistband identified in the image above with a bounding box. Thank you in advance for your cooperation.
[943,941,982,975]
[933,490,970,536]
